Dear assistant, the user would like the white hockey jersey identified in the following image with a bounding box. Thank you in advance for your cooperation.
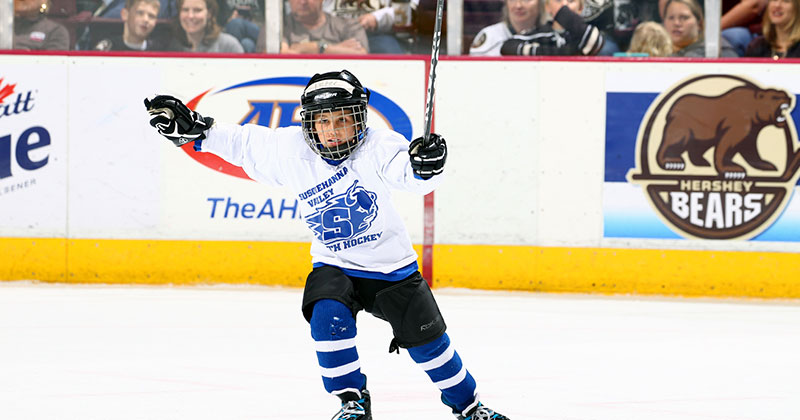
[200,122,441,280]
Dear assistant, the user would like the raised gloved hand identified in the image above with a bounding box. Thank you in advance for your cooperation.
[409,133,447,180]
[144,95,214,147]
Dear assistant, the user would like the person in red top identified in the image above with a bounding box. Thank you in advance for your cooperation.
[721,0,769,56]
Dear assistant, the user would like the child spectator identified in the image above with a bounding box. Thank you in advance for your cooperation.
[94,0,167,50]
[627,20,673,56]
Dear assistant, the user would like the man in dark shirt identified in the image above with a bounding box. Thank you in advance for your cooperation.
[94,0,165,51]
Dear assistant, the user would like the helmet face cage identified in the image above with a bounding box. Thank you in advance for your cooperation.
[300,70,370,162]
[301,104,368,161]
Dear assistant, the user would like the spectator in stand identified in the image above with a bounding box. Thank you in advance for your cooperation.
[282,0,369,54]
[721,0,769,56]
[626,21,673,56]
[168,0,244,52]
[746,0,800,57]
[470,0,604,56]
[582,0,661,55]
[663,0,739,56]
[94,0,167,51]
[322,0,411,54]
[13,0,69,50]
[220,0,262,53]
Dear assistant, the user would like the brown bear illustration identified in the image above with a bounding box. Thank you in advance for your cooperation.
[656,86,792,179]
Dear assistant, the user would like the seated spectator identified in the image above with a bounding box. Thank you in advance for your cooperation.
[13,0,70,50]
[322,0,412,54]
[168,0,244,52]
[582,0,661,55]
[722,0,768,56]
[746,0,800,58]
[663,0,739,57]
[221,0,262,53]
[94,0,167,50]
[470,0,604,56]
[282,0,369,54]
[626,21,673,56]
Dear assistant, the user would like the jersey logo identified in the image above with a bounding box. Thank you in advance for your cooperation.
[306,180,379,245]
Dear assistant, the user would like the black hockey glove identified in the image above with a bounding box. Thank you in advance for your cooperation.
[409,133,447,180]
[144,95,214,147]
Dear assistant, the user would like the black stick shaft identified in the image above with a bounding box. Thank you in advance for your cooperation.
[422,0,445,146]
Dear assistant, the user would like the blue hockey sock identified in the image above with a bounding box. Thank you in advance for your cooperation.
[407,333,478,413]
[309,299,365,396]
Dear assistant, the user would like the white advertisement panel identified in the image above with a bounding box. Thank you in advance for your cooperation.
[0,56,68,237]
[67,57,426,241]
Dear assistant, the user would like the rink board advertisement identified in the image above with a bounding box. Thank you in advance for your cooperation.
[604,71,800,242]
[0,56,68,237]
[65,57,425,243]
[3,54,800,297]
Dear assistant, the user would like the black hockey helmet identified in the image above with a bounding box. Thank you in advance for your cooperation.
[300,70,371,161]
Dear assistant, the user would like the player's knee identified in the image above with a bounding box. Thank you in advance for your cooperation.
[310,299,357,341]
[374,274,446,348]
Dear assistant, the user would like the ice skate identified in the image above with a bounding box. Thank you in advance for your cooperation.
[331,388,372,420]
[448,399,510,420]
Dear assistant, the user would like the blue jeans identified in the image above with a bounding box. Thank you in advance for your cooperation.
[722,27,755,57]
[367,33,406,54]
[225,18,260,53]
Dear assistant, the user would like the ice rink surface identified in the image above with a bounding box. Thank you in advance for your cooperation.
[1,281,799,420]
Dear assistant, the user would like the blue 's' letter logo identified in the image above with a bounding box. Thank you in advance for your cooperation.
[306,181,379,245]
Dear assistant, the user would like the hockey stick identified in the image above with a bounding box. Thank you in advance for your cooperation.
[421,0,445,146]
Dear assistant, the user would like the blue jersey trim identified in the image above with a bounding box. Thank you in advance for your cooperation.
[313,261,419,281]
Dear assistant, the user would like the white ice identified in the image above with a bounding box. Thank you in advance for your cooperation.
[1,281,799,420]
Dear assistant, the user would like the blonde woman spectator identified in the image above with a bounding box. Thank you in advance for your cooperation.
[663,0,739,56]
[746,0,800,57]
[169,0,244,52]
[627,21,673,56]
[13,0,69,50]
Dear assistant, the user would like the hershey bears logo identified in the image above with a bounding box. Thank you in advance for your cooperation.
[627,74,800,240]
[306,180,379,245]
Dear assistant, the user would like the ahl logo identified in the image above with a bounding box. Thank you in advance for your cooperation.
[183,76,412,180]
[628,74,800,240]
[306,180,378,246]
[0,78,35,119]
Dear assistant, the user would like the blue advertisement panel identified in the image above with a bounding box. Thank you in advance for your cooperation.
[605,74,800,241]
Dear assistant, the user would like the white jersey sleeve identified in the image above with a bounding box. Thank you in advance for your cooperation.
[199,122,293,187]
[367,128,443,195]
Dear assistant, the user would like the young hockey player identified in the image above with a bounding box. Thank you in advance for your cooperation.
[144,69,510,420]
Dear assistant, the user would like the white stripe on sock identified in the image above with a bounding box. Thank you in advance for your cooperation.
[416,344,455,372]
[434,366,467,390]
[320,360,361,378]
[315,338,357,352]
